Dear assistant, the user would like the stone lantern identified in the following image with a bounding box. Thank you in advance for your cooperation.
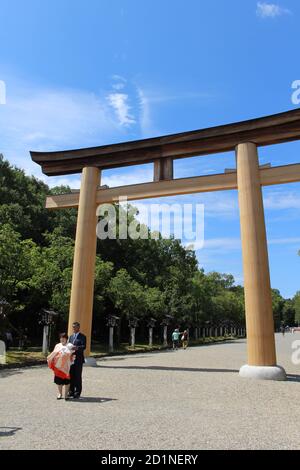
[39,309,58,355]
[128,317,139,348]
[107,315,120,353]
[161,315,173,347]
[147,318,156,347]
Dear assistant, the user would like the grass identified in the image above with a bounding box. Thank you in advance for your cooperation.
[3,348,47,366]
[1,336,241,368]
[90,341,166,357]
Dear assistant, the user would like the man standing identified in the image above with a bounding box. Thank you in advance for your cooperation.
[68,322,86,399]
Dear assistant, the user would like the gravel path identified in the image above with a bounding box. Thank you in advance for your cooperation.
[1,333,300,450]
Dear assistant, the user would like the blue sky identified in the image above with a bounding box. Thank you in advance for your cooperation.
[0,0,299,298]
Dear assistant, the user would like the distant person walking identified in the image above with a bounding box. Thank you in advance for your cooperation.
[181,330,189,349]
[68,322,86,399]
[280,324,285,337]
[172,328,180,350]
[47,333,75,400]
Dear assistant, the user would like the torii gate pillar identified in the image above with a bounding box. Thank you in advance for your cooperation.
[68,166,100,360]
[31,109,300,378]
[236,143,286,380]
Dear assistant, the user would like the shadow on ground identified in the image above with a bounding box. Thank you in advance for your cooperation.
[100,355,153,362]
[0,364,46,377]
[286,374,300,383]
[97,365,300,382]
[98,365,239,373]
[0,369,24,378]
[68,397,117,404]
[0,427,22,437]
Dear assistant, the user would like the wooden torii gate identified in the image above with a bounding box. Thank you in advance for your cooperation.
[31,109,300,379]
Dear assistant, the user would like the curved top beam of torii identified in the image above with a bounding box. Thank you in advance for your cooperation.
[31,108,300,176]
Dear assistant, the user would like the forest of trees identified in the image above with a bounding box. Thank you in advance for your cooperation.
[0,155,299,347]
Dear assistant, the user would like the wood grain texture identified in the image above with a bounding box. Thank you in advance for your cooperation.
[153,157,174,181]
[45,163,300,209]
[31,108,300,175]
[236,143,276,366]
[68,167,100,356]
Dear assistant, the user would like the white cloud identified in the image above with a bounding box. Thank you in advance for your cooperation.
[186,192,239,219]
[112,74,126,83]
[137,87,153,137]
[0,76,217,190]
[112,83,126,91]
[0,81,127,183]
[193,236,300,252]
[264,190,300,210]
[53,165,153,193]
[187,237,241,252]
[178,188,300,220]
[48,176,82,189]
[107,92,136,126]
[0,76,145,187]
[102,166,153,188]
[256,2,291,18]
[136,86,216,138]
[111,74,126,91]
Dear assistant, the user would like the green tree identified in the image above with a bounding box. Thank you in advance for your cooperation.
[28,229,75,316]
[0,224,36,301]
[0,155,51,243]
[144,287,166,321]
[93,257,114,328]
[108,269,146,321]
[272,289,285,329]
[282,299,295,326]
[294,292,300,326]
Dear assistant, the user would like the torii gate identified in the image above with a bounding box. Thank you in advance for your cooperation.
[31,109,300,380]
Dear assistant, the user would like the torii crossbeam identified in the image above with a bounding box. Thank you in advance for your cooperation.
[31,109,300,379]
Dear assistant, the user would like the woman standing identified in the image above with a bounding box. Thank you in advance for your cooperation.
[181,330,189,350]
[47,333,75,400]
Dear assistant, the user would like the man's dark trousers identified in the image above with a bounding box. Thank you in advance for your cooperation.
[70,361,83,396]
[69,332,86,397]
